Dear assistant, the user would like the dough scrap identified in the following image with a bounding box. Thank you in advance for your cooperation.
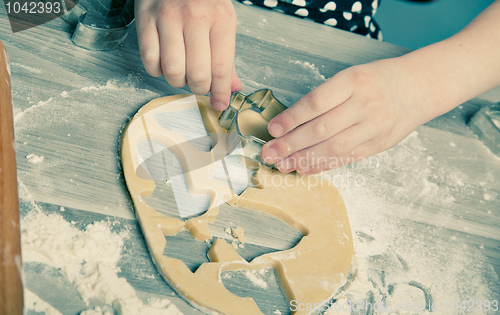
[120,95,353,315]
[231,227,246,244]
[237,109,274,141]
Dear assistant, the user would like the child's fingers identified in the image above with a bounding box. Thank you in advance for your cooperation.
[230,66,242,93]
[209,18,237,111]
[261,98,361,164]
[136,18,162,77]
[158,22,187,87]
[184,25,212,95]
[274,123,373,173]
[267,73,354,138]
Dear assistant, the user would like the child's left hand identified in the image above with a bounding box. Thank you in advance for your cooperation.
[261,0,500,175]
[261,57,433,175]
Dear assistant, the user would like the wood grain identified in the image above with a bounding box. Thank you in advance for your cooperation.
[0,40,23,315]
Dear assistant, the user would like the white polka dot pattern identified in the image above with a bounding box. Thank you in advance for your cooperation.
[264,0,278,7]
[324,18,338,26]
[351,1,362,13]
[369,21,376,32]
[292,0,307,7]
[323,1,337,11]
[236,0,383,40]
[295,8,309,16]
[364,15,370,27]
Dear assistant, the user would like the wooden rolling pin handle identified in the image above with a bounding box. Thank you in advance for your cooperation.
[0,41,24,314]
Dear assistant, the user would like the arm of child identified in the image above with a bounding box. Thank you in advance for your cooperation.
[261,0,500,174]
[135,0,242,110]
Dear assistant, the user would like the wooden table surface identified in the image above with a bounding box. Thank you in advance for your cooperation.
[1,1,499,314]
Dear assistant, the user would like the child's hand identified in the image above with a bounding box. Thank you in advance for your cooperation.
[261,58,432,174]
[261,0,500,175]
[135,0,241,110]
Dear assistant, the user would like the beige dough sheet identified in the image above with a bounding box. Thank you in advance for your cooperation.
[120,94,353,315]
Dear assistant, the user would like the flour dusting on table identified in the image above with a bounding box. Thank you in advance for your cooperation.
[243,270,269,289]
[24,289,63,315]
[21,206,182,315]
[289,60,326,82]
[26,153,44,164]
[11,62,42,74]
[14,75,163,220]
[322,129,500,314]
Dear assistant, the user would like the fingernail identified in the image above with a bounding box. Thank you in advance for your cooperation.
[298,167,311,175]
[262,144,280,164]
[212,101,228,111]
[277,158,293,172]
[269,122,284,138]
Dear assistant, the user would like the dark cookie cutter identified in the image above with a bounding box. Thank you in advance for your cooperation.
[62,0,134,50]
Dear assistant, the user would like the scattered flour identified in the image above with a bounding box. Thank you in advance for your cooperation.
[24,289,63,315]
[289,60,326,81]
[21,208,182,315]
[79,306,114,315]
[14,75,159,127]
[26,153,44,164]
[243,270,268,290]
[15,98,53,122]
[11,62,42,74]
[320,129,500,314]
[14,74,161,220]
[80,80,127,92]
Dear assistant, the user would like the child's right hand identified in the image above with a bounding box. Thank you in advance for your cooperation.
[135,0,241,110]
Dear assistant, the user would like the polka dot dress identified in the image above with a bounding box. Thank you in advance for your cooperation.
[238,0,383,40]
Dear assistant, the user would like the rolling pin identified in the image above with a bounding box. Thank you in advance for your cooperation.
[0,41,24,314]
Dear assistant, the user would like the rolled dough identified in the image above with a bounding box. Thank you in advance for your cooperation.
[237,110,274,142]
[120,95,353,315]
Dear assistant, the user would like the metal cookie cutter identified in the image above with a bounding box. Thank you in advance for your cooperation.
[219,89,287,167]
[62,0,134,50]
[468,103,500,157]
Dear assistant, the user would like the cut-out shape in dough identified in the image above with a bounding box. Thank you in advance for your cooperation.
[120,95,353,315]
